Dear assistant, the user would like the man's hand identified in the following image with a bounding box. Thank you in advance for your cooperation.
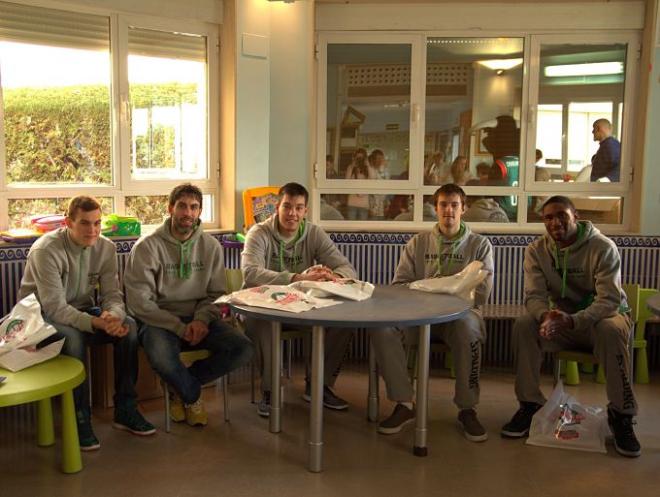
[183,320,209,346]
[292,265,338,282]
[539,309,573,339]
[92,312,129,337]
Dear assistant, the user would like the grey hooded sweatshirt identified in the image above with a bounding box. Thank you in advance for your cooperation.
[241,215,356,287]
[124,219,225,337]
[18,228,126,332]
[524,220,628,331]
[392,222,494,308]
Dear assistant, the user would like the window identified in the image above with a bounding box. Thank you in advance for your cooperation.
[0,2,219,230]
[316,32,639,229]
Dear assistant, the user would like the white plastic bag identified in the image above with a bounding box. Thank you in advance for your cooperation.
[526,380,608,453]
[289,279,374,301]
[409,260,488,302]
[0,294,57,353]
[0,293,60,371]
[216,285,341,313]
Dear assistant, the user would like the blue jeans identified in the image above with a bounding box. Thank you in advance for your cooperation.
[138,319,254,405]
[40,310,139,414]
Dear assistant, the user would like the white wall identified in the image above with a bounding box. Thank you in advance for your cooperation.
[234,0,271,229]
[269,2,314,188]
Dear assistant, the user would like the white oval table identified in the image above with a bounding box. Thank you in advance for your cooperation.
[231,285,471,472]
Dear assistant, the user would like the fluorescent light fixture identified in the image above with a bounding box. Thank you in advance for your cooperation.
[544,62,623,78]
[477,58,522,71]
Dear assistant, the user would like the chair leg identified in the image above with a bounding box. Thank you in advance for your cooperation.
[162,380,171,433]
[635,348,649,384]
[250,361,256,404]
[287,340,293,379]
[444,351,456,379]
[564,361,580,385]
[222,375,230,422]
[596,364,606,384]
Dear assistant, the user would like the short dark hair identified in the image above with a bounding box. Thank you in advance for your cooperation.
[279,182,309,205]
[542,195,576,213]
[169,183,203,208]
[432,183,466,207]
[67,196,101,219]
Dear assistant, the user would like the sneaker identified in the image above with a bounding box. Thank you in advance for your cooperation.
[607,408,641,457]
[185,398,208,427]
[377,404,415,435]
[302,383,349,410]
[113,408,156,436]
[257,391,271,418]
[76,409,100,452]
[501,402,543,438]
[458,409,488,442]
[169,391,185,423]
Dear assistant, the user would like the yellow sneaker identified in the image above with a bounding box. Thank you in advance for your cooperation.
[169,391,185,423]
[185,398,208,427]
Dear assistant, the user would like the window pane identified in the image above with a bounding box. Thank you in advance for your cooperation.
[125,195,168,225]
[423,194,517,223]
[128,27,207,181]
[325,44,411,181]
[320,194,414,221]
[425,37,523,187]
[8,197,113,229]
[537,43,626,183]
[1,25,112,185]
[528,195,623,224]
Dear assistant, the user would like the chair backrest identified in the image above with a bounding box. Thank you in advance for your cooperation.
[225,268,244,293]
[242,186,280,229]
[638,288,660,339]
[622,283,640,323]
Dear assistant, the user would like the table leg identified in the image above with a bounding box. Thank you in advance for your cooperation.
[308,325,324,473]
[367,339,379,422]
[414,324,430,457]
[270,321,282,434]
[37,398,54,447]
[60,389,82,474]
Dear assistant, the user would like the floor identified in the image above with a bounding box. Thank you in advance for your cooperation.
[1,364,658,497]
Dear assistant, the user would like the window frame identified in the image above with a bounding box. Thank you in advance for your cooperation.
[0,5,220,230]
[314,30,640,233]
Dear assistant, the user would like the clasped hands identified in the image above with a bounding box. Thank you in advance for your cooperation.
[92,311,129,337]
[292,265,339,282]
[539,309,574,340]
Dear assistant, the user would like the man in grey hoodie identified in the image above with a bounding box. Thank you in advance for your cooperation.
[370,184,494,441]
[124,184,253,428]
[242,182,357,417]
[19,196,155,451]
[501,196,640,457]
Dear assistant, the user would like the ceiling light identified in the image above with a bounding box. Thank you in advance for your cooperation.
[544,62,623,77]
[477,58,523,71]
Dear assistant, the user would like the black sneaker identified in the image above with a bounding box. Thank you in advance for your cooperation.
[76,409,100,451]
[302,383,349,410]
[458,409,488,442]
[608,408,641,457]
[257,391,271,418]
[377,404,415,435]
[113,407,156,436]
[501,402,543,438]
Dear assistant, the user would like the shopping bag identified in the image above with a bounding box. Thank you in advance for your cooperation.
[0,294,57,353]
[409,260,488,302]
[289,279,375,301]
[216,285,341,313]
[0,294,60,371]
[526,380,608,453]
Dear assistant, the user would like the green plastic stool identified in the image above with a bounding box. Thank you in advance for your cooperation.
[0,356,85,473]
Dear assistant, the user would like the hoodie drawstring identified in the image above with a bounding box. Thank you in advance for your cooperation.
[279,220,305,273]
[437,222,465,276]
